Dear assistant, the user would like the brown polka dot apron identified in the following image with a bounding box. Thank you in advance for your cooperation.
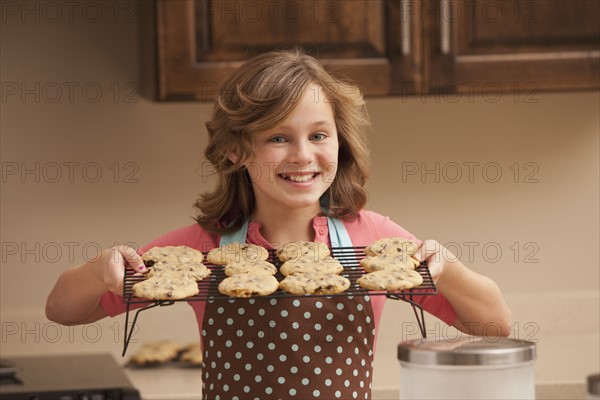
[201,218,376,399]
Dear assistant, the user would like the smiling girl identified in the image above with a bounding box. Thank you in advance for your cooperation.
[46,48,511,399]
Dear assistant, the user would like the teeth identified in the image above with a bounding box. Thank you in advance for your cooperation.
[284,174,315,182]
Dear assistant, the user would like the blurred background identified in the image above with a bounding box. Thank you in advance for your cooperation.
[1,0,598,398]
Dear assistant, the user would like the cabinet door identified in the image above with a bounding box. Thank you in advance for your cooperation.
[154,0,415,100]
[425,0,600,96]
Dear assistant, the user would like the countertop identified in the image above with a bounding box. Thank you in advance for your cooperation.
[125,367,588,400]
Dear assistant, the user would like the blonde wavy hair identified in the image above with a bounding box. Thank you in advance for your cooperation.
[195,48,371,234]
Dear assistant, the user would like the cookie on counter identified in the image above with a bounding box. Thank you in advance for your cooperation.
[206,242,269,265]
[129,340,181,366]
[279,273,350,295]
[179,342,203,367]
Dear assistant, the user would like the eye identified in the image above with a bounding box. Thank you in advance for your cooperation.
[310,133,327,141]
[268,136,287,143]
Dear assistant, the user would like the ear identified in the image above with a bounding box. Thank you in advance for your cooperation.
[226,148,240,164]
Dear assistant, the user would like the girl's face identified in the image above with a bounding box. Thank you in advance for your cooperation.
[245,85,339,214]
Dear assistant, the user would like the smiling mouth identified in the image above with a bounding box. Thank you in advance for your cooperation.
[280,173,319,182]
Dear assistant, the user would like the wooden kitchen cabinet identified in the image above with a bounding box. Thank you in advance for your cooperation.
[145,0,599,101]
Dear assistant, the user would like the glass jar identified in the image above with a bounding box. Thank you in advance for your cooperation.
[397,337,537,400]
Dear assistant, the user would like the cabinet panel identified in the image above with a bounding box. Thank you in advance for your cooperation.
[427,0,600,93]
[156,0,405,100]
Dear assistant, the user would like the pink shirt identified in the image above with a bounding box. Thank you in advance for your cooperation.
[100,210,456,344]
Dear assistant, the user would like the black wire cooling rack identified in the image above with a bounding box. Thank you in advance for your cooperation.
[121,246,437,355]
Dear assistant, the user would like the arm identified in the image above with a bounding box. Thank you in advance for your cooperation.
[45,246,145,325]
[414,240,512,337]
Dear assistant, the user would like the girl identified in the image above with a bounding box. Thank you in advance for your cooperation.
[46,48,511,399]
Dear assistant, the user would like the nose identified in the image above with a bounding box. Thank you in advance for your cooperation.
[289,139,313,166]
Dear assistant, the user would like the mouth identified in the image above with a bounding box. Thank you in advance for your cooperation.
[279,172,319,182]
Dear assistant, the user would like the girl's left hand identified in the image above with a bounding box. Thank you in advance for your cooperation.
[412,239,460,283]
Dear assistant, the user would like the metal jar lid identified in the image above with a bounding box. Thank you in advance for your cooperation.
[588,373,600,395]
[397,337,536,366]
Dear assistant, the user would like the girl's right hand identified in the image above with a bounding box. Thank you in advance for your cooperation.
[92,245,146,295]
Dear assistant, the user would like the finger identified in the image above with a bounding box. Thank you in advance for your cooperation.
[117,245,145,273]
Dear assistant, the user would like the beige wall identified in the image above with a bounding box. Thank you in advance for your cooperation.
[1,1,598,390]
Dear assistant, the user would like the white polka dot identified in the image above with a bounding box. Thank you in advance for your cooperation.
[357,304,363,311]
[366,316,371,323]
[304,311,311,319]
[293,299,301,307]
[267,365,274,372]
[202,329,206,336]
[281,310,288,317]
[247,342,254,349]
[337,346,343,353]
[303,334,311,341]
[357,326,363,333]
[245,363,252,371]
[348,314,355,322]
[360,380,364,388]
[290,366,298,374]
[243,386,250,393]
[353,369,358,376]
[217,329,223,336]
[223,384,229,392]
[325,378,332,386]
[280,332,287,340]
[292,321,300,329]
[210,361,216,369]
[225,340,232,347]
[313,389,320,397]
[233,374,240,381]
[314,367,321,375]
[302,378,309,385]
[255,375,262,383]
[224,362,231,369]
[353,391,358,398]
[337,303,344,310]
[366,370,370,377]
[346,357,352,365]
[347,336,354,343]
[314,345,321,353]
[348,295,354,300]
[258,308,265,316]
[217,372,222,380]
[256,353,263,360]
[336,324,343,332]
[289,388,297,396]
[364,338,369,345]
[247,319,255,326]
[361,359,366,366]
[235,352,242,359]
[258,331,265,338]
[291,344,299,351]
[208,318,215,325]
[325,356,333,364]
[314,323,322,331]
[326,335,334,342]
[278,377,286,384]
[303,355,311,363]
[344,379,350,387]
[355,347,359,355]
[268,343,275,350]
[279,354,287,362]
[265,387,273,394]
[238,308,245,315]
[315,301,323,309]
[365,295,370,301]
[210,339,215,347]
[335,390,342,398]
[217,307,224,314]
[336,368,343,376]
[270,298,277,306]
[326,313,334,320]
[268,320,276,328]
[236,329,243,337]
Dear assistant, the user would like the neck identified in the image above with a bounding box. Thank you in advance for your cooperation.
[251,204,321,246]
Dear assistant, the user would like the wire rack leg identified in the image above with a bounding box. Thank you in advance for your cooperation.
[122,302,164,356]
